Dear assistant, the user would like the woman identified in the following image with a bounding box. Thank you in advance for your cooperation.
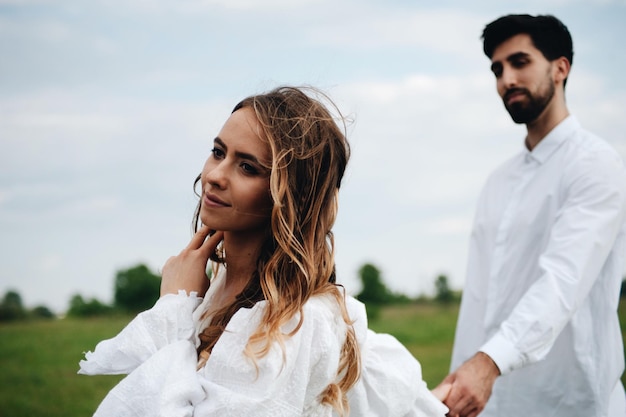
[79,86,448,416]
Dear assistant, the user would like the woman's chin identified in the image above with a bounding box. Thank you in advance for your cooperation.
[199,214,217,230]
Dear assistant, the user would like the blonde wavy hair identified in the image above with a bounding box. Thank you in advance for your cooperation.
[192,86,360,415]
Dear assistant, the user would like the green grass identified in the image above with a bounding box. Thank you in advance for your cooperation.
[0,316,127,417]
[0,300,624,416]
[368,302,459,387]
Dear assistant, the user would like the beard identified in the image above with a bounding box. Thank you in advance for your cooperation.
[503,79,555,124]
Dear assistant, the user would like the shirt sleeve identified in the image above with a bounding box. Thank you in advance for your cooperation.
[78,290,203,375]
[480,150,626,374]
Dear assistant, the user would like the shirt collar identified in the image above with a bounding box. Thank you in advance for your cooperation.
[525,115,579,164]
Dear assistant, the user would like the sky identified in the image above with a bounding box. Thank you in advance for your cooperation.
[1,0,625,313]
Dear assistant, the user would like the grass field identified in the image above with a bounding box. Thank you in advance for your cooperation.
[1,300,625,416]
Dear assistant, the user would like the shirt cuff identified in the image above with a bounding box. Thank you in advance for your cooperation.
[479,333,525,375]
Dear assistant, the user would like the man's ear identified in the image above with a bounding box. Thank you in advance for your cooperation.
[553,56,571,85]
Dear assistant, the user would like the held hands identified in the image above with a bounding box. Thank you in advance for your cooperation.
[160,226,224,297]
[431,382,452,402]
[434,352,500,417]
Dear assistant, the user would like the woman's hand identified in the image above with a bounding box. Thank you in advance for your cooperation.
[160,226,224,297]
[431,382,452,402]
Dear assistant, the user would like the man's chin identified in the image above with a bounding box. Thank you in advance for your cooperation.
[506,104,538,124]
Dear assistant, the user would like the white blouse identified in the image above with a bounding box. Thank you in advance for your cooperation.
[79,271,447,417]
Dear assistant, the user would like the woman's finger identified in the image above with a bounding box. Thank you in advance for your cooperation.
[187,225,212,250]
[445,386,472,417]
[199,230,224,258]
[432,382,452,402]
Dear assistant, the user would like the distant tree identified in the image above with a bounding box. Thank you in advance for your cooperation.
[356,263,392,305]
[621,278,625,298]
[68,294,88,317]
[114,264,161,313]
[67,294,113,317]
[31,305,55,319]
[0,290,27,321]
[3,290,22,306]
[434,274,453,304]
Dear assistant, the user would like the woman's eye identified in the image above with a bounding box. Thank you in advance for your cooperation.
[211,147,225,159]
[241,162,258,175]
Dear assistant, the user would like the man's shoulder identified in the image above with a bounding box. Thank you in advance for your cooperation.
[569,124,615,151]
[562,125,624,173]
[554,123,626,195]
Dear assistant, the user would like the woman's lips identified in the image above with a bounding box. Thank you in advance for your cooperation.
[203,192,230,207]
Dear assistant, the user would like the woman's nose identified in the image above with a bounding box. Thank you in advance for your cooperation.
[203,161,228,189]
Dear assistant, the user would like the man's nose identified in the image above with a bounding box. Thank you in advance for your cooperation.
[501,67,517,89]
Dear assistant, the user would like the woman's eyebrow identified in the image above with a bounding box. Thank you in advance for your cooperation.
[214,137,226,149]
[214,137,262,164]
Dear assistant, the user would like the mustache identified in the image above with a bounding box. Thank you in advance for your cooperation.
[504,87,530,102]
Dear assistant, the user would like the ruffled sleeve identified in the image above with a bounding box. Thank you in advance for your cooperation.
[78,290,202,375]
[85,340,205,417]
[78,290,348,417]
[77,291,205,417]
[346,297,448,417]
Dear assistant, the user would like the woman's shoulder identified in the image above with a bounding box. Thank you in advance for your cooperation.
[295,294,370,344]
[293,293,348,337]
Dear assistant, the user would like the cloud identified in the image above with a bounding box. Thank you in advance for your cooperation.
[37,254,63,273]
[83,0,328,15]
[334,71,520,202]
[328,59,626,295]
[0,14,71,41]
[1,0,625,312]
[566,69,626,158]
[307,8,486,56]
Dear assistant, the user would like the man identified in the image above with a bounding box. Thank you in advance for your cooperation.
[437,14,626,417]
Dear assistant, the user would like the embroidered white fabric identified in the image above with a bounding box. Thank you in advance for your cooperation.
[79,275,447,417]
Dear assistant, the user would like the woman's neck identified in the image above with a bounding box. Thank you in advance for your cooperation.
[220,230,266,297]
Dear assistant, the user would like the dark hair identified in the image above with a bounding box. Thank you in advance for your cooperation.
[482,14,574,66]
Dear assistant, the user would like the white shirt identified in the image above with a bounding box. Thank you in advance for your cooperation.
[79,269,447,417]
[451,116,626,417]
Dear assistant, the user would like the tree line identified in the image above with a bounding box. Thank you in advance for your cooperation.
[0,264,161,321]
[2,262,625,321]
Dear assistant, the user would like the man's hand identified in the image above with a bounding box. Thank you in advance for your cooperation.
[435,352,500,417]
[160,226,224,297]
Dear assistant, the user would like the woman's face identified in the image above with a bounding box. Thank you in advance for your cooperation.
[199,107,273,236]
